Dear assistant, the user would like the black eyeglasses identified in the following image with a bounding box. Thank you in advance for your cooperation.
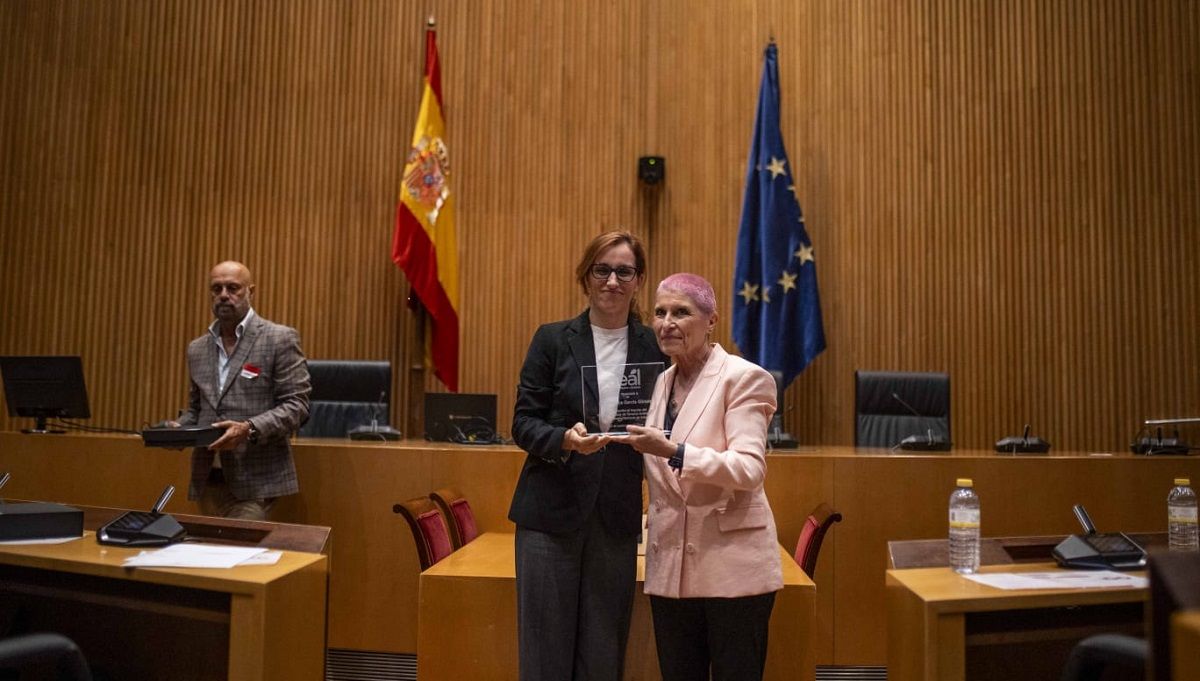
[589,264,639,282]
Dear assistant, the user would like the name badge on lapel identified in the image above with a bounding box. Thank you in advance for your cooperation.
[240,363,261,380]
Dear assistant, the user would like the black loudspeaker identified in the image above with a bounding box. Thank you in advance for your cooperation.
[638,156,665,185]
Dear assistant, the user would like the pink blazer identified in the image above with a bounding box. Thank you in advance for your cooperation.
[642,343,783,599]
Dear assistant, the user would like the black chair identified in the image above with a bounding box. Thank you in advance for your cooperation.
[297,360,392,438]
[854,370,950,449]
[0,632,92,680]
[1060,634,1147,681]
[1147,550,1200,681]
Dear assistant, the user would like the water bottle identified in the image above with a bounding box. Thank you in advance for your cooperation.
[949,478,981,574]
[1168,477,1198,552]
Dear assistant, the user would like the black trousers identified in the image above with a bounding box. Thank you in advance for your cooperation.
[649,591,777,681]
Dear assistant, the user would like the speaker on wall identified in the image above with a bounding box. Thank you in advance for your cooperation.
[638,156,665,185]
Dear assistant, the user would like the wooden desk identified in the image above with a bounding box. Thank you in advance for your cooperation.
[418,532,816,681]
[4,432,1198,664]
[886,563,1146,681]
[0,530,328,680]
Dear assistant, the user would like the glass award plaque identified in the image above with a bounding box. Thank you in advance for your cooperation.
[581,362,667,436]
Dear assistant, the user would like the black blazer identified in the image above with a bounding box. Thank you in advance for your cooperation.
[508,309,666,537]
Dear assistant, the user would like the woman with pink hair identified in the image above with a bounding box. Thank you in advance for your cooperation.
[626,272,782,681]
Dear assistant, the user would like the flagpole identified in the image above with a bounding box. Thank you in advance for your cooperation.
[403,15,437,438]
[404,292,427,438]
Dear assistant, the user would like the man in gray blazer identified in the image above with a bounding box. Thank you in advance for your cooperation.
[174,261,311,520]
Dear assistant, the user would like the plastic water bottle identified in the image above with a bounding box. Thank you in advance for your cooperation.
[949,478,981,574]
[1168,477,1198,552]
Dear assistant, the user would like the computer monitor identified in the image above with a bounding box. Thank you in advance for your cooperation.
[0,356,91,434]
[424,393,497,443]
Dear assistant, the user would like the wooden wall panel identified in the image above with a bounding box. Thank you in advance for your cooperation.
[1,1,1197,453]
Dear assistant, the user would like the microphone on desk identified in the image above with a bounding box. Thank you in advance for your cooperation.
[995,423,1052,454]
[1130,423,1191,455]
[349,391,402,441]
[97,484,186,546]
[890,392,951,451]
[0,471,10,504]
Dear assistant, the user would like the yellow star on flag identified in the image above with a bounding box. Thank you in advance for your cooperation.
[765,157,787,179]
[738,281,760,304]
[794,243,815,265]
[778,270,798,293]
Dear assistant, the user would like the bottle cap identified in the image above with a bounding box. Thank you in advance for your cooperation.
[1175,478,1191,486]
[956,478,973,487]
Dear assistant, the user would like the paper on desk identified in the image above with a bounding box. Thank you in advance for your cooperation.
[237,550,282,566]
[122,543,268,568]
[965,570,1147,590]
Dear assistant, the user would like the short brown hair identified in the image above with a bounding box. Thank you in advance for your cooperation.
[574,230,647,320]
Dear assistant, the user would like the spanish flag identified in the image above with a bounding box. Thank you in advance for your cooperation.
[393,23,459,392]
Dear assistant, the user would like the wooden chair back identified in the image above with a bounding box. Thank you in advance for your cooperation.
[393,496,454,570]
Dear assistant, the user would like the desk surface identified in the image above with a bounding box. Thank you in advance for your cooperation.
[0,530,327,592]
[420,532,815,681]
[424,531,812,587]
[887,562,1147,611]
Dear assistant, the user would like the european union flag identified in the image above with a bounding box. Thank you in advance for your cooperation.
[733,42,826,388]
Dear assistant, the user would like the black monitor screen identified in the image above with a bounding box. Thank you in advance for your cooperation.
[0,356,91,425]
[425,393,497,443]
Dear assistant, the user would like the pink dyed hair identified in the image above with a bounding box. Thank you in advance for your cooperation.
[657,273,716,316]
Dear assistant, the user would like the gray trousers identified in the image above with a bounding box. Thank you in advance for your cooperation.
[515,511,637,681]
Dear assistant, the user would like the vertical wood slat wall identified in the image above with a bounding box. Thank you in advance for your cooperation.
[1,1,1197,452]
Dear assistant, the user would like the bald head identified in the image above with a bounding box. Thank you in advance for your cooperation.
[209,261,255,327]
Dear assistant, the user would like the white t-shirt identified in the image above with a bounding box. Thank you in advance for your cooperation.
[591,324,629,432]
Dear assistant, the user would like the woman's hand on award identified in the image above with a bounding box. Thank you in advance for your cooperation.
[563,422,610,455]
[623,425,675,458]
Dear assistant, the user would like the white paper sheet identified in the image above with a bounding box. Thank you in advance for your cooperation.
[965,570,1147,590]
[237,550,283,566]
[122,543,268,568]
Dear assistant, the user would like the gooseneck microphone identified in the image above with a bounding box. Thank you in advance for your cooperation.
[152,485,175,514]
[995,423,1051,454]
[369,391,385,432]
[349,391,402,441]
[890,392,950,451]
[890,391,920,418]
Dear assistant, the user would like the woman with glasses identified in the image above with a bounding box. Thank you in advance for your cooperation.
[508,231,666,681]
[625,273,781,681]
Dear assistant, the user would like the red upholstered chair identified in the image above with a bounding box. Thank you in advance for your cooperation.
[793,503,843,579]
[393,497,454,570]
[429,487,479,549]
